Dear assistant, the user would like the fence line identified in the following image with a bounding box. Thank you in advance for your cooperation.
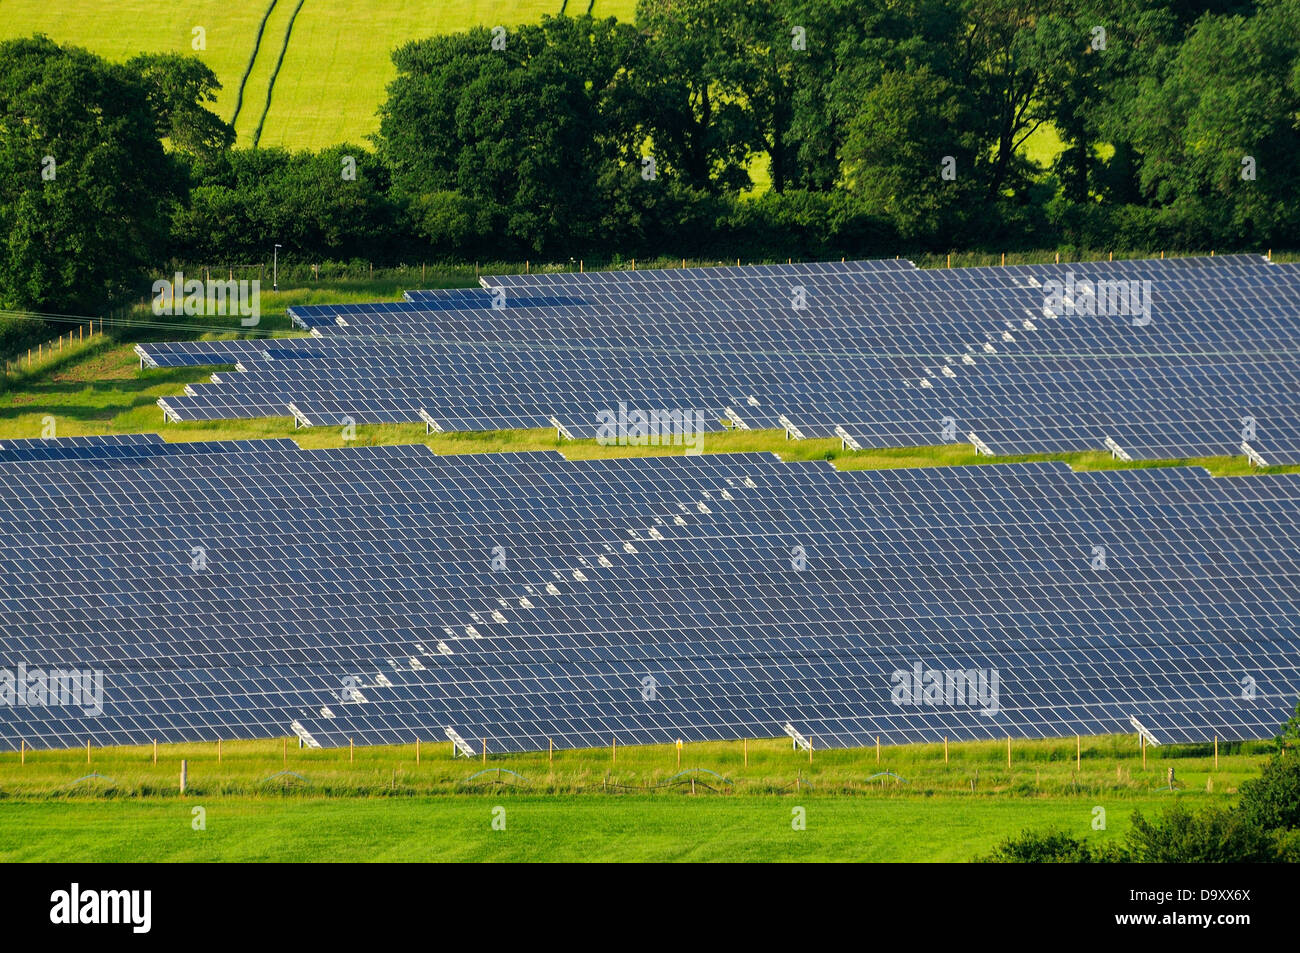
[2,319,103,379]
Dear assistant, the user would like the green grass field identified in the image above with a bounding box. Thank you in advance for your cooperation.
[0,796,1200,862]
[0,735,1267,861]
[2,1,638,150]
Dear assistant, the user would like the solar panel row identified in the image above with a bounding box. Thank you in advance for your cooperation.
[137,255,1300,462]
[2,437,1296,752]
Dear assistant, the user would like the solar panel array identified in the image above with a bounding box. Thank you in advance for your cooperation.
[3,436,1297,752]
[137,254,1300,462]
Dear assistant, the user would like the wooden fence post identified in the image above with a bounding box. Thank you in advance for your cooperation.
[944,736,949,763]
[180,760,187,795]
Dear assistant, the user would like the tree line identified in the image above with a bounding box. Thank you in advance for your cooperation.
[3,0,1299,316]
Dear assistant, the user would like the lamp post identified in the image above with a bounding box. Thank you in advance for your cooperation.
[273,244,282,291]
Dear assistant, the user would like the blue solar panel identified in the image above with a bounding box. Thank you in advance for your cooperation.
[136,255,1300,463]
[2,437,1296,752]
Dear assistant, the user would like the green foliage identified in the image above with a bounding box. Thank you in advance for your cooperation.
[632,0,757,193]
[980,828,1101,862]
[1124,0,1300,243]
[1271,828,1300,862]
[1275,696,1300,747]
[172,145,398,261]
[0,313,52,361]
[127,53,235,157]
[842,68,976,242]
[13,3,1300,270]
[1126,803,1275,862]
[1236,749,1300,832]
[378,16,638,257]
[0,36,177,314]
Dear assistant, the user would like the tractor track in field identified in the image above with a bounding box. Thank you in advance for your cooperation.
[252,0,308,147]
[231,0,279,130]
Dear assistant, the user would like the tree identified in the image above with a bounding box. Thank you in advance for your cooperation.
[841,67,980,241]
[1121,0,1300,244]
[782,0,911,192]
[0,36,175,316]
[1061,1,1181,206]
[1278,696,1300,749]
[127,53,234,158]
[171,145,397,262]
[377,16,638,256]
[1237,746,1300,832]
[634,0,756,192]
